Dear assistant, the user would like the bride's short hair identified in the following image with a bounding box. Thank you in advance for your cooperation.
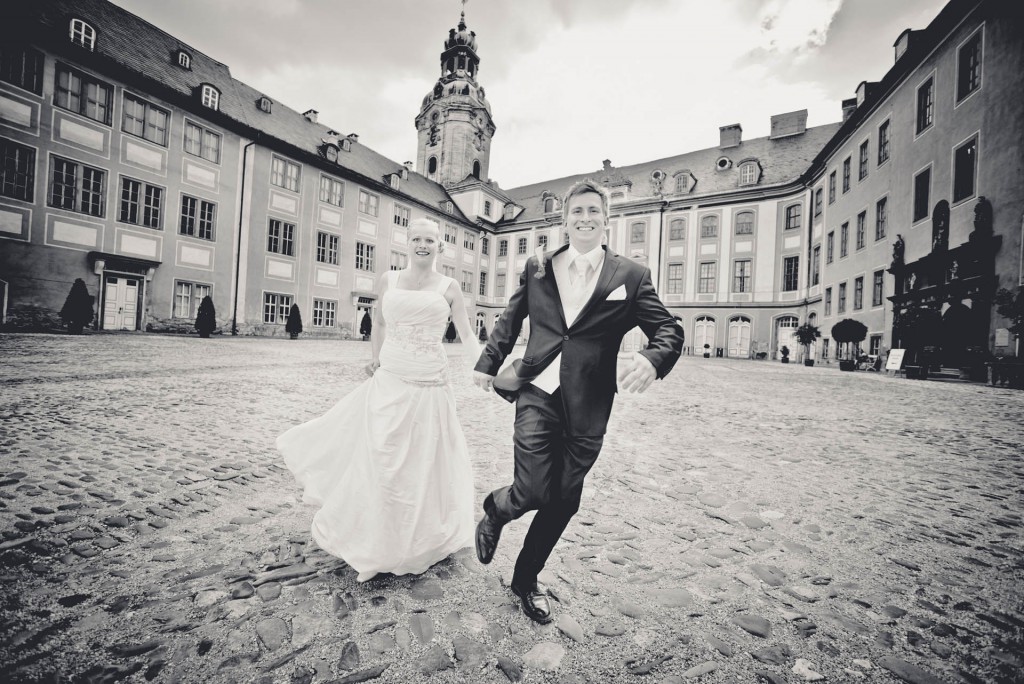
[408,218,441,235]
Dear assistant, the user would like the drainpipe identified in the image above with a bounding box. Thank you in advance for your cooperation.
[232,136,258,335]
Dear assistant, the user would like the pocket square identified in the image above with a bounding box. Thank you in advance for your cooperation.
[606,284,627,301]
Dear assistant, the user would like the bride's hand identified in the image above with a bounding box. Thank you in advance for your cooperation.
[365,360,380,377]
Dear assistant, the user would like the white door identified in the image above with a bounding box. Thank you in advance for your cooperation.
[776,316,799,358]
[728,317,751,357]
[694,317,716,353]
[102,276,138,330]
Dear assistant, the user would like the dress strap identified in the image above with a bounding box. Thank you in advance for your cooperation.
[386,269,397,289]
[436,275,453,294]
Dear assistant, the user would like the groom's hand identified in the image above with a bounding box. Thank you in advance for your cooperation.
[618,353,657,393]
[473,371,496,392]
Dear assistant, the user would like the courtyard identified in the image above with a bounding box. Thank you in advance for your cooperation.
[0,333,1021,683]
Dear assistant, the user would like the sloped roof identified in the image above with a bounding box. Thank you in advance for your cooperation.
[18,0,469,224]
[504,122,841,226]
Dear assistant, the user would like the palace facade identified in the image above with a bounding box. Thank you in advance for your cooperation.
[2,0,1021,365]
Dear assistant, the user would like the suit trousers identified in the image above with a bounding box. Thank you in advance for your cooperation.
[485,385,604,586]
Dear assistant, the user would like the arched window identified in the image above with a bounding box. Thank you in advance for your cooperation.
[728,316,752,357]
[694,316,716,353]
[543,197,555,213]
[785,204,802,231]
[177,51,191,69]
[200,85,220,110]
[428,156,438,176]
[669,218,685,241]
[472,160,481,178]
[808,312,818,326]
[700,215,718,239]
[631,222,646,244]
[69,19,96,50]
[739,161,759,185]
[734,211,754,235]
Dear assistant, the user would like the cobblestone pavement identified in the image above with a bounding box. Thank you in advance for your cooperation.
[1,333,1022,684]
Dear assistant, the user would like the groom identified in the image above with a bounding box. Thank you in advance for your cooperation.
[472,179,684,623]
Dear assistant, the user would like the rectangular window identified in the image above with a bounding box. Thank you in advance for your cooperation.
[916,77,934,134]
[631,222,646,243]
[957,32,982,101]
[390,251,407,271]
[842,157,851,193]
[266,218,295,255]
[875,197,887,240]
[858,140,869,180]
[785,204,802,231]
[498,239,508,257]
[481,236,489,255]
[1,45,44,94]
[826,231,834,264]
[814,189,822,217]
[271,156,301,192]
[869,334,882,357]
[840,222,849,257]
[119,177,162,229]
[698,261,716,294]
[358,190,379,216]
[735,213,753,235]
[733,260,751,293]
[316,231,339,265]
[461,270,473,294]
[478,271,487,297]
[121,93,169,146]
[355,241,375,271]
[828,171,836,204]
[913,168,930,222]
[1,138,35,201]
[537,234,547,249]
[878,121,890,164]
[393,203,410,227]
[811,245,820,286]
[440,265,453,278]
[319,175,344,206]
[312,299,337,328]
[180,195,215,240]
[463,230,475,251]
[496,273,506,298]
[173,282,209,320]
[824,287,832,317]
[517,237,528,255]
[856,211,866,250]
[54,64,112,124]
[262,292,293,324]
[49,157,105,216]
[667,263,684,294]
[483,200,492,217]
[872,270,884,307]
[854,276,864,310]
[953,136,977,204]
[838,282,847,314]
[444,224,457,245]
[783,256,799,292]
[183,121,221,163]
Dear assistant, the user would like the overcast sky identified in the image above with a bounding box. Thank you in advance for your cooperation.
[110,0,949,189]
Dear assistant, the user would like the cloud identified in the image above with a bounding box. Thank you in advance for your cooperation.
[756,0,843,56]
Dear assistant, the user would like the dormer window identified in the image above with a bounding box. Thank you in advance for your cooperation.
[69,19,96,51]
[257,97,272,113]
[673,171,695,194]
[504,205,516,220]
[341,138,352,152]
[389,174,400,190]
[177,50,191,69]
[738,160,761,186]
[483,200,492,217]
[445,201,454,214]
[200,85,219,111]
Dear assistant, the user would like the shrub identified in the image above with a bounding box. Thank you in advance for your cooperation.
[59,278,94,334]
[194,296,216,338]
[286,304,303,338]
[831,318,868,360]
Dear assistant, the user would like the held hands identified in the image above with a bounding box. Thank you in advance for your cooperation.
[473,371,495,392]
[365,360,380,377]
[617,353,657,393]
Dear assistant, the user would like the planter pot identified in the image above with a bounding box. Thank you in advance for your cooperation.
[703,353,710,358]
[839,360,856,371]
[199,331,211,339]
[289,333,299,340]
[67,323,84,335]
[804,359,815,367]
[781,358,789,363]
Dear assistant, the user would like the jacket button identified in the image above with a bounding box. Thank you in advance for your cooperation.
[563,335,570,340]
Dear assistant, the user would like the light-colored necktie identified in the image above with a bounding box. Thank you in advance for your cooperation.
[571,257,593,290]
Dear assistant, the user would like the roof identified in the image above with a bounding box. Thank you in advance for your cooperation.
[503,122,842,226]
[15,0,470,224]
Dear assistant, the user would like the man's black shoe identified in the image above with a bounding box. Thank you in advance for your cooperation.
[511,582,553,624]
[475,513,503,565]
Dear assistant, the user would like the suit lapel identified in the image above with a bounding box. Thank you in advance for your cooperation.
[571,247,621,329]
[538,245,569,329]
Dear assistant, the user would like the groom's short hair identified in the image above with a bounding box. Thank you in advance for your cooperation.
[562,179,610,225]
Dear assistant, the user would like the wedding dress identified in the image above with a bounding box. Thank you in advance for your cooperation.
[277,272,475,580]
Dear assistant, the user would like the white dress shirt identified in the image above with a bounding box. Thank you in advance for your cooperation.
[531,245,606,394]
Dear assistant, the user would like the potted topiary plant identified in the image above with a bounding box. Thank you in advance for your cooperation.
[286,303,303,340]
[831,318,868,371]
[444,320,457,343]
[703,343,711,358]
[794,322,821,366]
[194,295,216,338]
[359,310,372,341]
[59,278,94,335]
[780,345,790,363]
[478,325,488,342]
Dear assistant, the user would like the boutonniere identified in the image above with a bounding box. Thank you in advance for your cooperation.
[533,245,548,279]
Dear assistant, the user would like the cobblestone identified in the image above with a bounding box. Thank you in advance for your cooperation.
[0,333,1022,683]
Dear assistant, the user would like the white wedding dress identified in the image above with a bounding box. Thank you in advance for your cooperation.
[277,273,475,580]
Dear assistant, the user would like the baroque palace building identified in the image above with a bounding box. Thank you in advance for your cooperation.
[2,0,1021,365]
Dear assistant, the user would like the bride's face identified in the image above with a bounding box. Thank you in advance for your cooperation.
[409,224,442,263]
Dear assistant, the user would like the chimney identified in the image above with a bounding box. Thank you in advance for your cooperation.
[402,162,413,179]
[842,98,857,122]
[602,159,612,171]
[894,28,914,62]
[769,110,807,139]
[347,133,359,143]
[302,109,318,124]
[719,124,742,148]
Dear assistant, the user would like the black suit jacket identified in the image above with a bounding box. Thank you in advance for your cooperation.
[475,245,684,436]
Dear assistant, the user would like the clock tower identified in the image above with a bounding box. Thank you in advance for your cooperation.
[415,10,495,188]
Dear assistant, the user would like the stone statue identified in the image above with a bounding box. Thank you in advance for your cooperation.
[892,234,905,267]
[972,196,993,240]
[931,200,949,252]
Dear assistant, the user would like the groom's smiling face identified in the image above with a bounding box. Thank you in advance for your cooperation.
[565,191,607,253]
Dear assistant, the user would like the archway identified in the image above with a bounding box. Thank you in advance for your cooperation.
[728,316,751,358]
[940,302,976,367]
[775,315,799,359]
[694,316,716,355]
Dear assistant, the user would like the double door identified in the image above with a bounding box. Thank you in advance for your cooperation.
[102,275,139,331]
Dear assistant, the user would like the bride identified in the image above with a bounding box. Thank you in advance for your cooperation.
[277,218,480,581]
